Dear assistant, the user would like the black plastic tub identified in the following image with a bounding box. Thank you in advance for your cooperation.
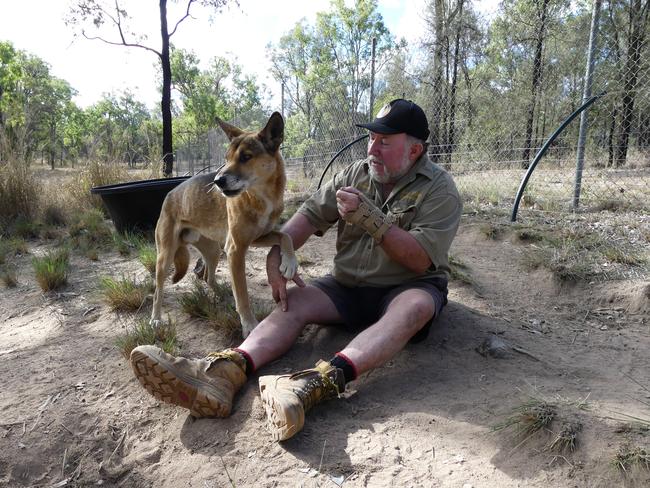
[91,176,190,233]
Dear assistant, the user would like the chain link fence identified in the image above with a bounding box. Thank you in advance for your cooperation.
[174,3,649,280]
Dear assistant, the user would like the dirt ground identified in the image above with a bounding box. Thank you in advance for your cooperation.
[1,216,649,488]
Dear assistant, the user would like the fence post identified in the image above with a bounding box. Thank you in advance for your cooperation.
[573,0,602,210]
[369,37,377,119]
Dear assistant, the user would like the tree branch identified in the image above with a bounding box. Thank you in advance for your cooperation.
[169,0,197,38]
[82,30,162,58]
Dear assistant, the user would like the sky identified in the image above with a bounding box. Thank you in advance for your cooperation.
[0,0,498,111]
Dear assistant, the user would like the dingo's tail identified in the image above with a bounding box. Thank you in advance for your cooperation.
[171,245,190,284]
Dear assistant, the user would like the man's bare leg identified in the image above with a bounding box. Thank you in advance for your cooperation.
[337,288,436,375]
[238,284,342,370]
[257,287,436,440]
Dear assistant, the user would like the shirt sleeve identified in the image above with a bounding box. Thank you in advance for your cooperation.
[409,183,462,271]
[297,168,348,235]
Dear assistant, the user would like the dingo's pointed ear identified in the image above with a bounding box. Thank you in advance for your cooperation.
[216,117,244,141]
[258,112,284,153]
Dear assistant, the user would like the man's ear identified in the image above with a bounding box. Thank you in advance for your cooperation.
[258,112,284,153]
[409,141,424,162]
[216,117,244,141]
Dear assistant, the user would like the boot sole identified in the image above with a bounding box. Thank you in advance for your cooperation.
[130,349,230,417]
[258,375,304,441]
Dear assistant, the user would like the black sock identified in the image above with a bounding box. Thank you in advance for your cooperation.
[329,353,357,383]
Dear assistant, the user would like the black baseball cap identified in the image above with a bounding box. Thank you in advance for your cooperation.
[356,98,430,141]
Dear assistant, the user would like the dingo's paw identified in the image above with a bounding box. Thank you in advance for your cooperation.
[279,253,298,280]
[241,317,259,338]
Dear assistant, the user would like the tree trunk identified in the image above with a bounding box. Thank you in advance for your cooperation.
[522,0,550,169]
[608,105,617,167]
[429,0,446,164]
[160,0,174,176]
[446,0,464,168]
[614,0,648,166]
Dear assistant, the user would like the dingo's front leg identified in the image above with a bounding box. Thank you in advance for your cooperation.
[227,244,258,338]
[252,231,298,280]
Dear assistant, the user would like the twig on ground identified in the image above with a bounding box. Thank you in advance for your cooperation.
[511,345,543,362]
[106,426,128,465]
[219,455,236,488]
[61,447,67,477]
[318,439,327,474]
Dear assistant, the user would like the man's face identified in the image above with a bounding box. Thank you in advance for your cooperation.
[367,132,414,184]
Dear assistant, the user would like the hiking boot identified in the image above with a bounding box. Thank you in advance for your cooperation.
[130,345,247,417]
[258,360,345,441]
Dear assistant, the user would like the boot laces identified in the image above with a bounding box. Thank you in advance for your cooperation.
[293,368,342,411]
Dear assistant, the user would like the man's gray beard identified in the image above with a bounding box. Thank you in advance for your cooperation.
[369,165,391,183]
[368,161,410,184]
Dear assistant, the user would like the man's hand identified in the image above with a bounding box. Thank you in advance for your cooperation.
[266,245,305,311]
[336,186,393,243]
[336,186,362,219]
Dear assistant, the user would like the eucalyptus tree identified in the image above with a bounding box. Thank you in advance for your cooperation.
[66,0,233,176]
[0,42,74,164]
[268,0,394,160]
[600,0,650,166]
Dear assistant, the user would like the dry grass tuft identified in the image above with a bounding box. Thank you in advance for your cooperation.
[179,278,241,338]
[68,209,114,258]
[100,275,154,312]
[448,254,474,286]
[0,161,41,233]
[613,445,650,473]
[547,422,581,453]
[62,161,130,213]
[0,237,28,264]
[0,264,18,287]
[115,318,178,359]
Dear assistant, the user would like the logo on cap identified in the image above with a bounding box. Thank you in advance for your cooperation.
[376,103,392,119]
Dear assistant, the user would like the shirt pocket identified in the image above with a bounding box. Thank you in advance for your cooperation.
[388,204,418,231]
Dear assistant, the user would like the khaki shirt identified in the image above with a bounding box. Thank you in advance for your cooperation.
[298,153,462,287]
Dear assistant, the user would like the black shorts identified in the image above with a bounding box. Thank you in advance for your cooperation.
[311,275,448,344]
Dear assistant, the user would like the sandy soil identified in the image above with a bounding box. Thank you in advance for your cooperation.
[1,218,649,488]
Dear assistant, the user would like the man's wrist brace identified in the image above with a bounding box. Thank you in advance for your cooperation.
[344,193,394,243]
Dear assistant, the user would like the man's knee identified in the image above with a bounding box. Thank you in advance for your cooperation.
[389,290,436,324]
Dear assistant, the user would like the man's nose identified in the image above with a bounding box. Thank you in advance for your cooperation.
[367,137,380,156]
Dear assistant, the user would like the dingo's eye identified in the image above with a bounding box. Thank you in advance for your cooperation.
[239,153,252,163]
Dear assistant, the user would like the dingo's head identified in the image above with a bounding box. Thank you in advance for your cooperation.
[213,112,284,197]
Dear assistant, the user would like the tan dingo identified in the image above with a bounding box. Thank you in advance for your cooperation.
[150,112,297,337]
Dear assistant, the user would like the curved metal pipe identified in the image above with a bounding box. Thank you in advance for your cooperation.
[510,92,605,222]
[317,134,369,190]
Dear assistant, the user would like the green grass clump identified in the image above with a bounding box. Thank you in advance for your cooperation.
[32,247,70,291]
[493,399,556,438]
[115,318,178,359]
[179,279,241,337]
[100,275,154,312]
[138,243,157,275]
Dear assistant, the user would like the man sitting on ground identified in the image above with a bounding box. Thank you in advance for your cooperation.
[130,99,463,441]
